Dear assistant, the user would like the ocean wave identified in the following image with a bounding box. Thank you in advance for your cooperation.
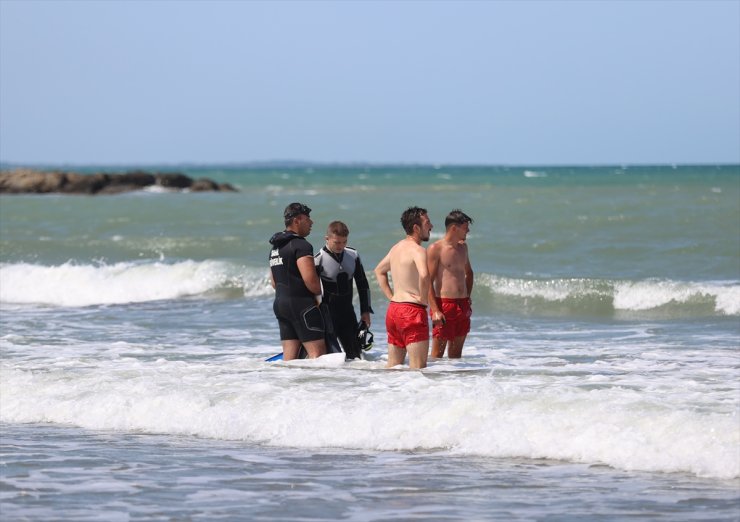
[0,260,273,307]
[477,274,740,316]
[2,262,737,317]
[1,360,737,480]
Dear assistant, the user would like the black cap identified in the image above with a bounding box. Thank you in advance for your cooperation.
[284,202,312,220]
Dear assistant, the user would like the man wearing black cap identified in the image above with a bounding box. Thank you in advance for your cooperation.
[268,202,327,360]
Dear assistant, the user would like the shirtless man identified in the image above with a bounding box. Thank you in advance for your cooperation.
[374,207,433,369]
[427,209,474,359]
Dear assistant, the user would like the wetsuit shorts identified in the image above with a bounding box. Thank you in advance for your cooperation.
[432,297,472,340]
[273,296,325,342]
[385,301,429,349]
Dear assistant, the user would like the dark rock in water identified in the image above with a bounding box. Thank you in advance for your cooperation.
[188,178,238,192]
[155,172,193,189]
[62,172,110,194]
[0,169,238,194]
[95,171,155,195]
[0,169,65,193]
[190,178,219,191]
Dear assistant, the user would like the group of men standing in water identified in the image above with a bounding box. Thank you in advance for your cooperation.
[268,203,474,369]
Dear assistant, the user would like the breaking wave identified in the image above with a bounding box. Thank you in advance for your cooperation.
[1,261,737,317]
[0,260,272,307]
[477,274,740,317]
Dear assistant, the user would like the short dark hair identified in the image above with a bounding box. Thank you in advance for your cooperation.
[283,202,312,226]
[445,209,473,229]
[327,221,349,237]
[400,206,428,235]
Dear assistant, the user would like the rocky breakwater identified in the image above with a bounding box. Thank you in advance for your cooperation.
[0,169,238,195]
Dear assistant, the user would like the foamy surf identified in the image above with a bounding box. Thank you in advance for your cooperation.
[3,262,736,318]
[0,357,737,480]
[478,274,740,316]
[0,260,273,307]
[613,279,740,315]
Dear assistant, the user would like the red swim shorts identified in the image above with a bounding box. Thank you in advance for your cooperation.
[432,297,472,340]
[385,301,429,348]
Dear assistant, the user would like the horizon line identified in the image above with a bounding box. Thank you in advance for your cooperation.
[2,160,739,170]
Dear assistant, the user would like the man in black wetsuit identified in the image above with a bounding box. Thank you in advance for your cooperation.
[314,221,373,360]
[268,203,327,360]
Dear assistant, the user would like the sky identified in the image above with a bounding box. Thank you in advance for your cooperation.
[0,0,738,166]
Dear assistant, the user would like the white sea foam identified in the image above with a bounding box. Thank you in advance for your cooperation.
[1,356,737,479]
[479,275,740,315]
[485,275,596,301]
[0,261,273,307]
[613,279,740,315]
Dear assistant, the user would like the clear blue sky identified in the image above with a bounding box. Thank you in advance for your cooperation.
[1,0,738,166]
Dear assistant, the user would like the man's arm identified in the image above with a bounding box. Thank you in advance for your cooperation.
[427,242,442,317]
[374,253,394,301]
[414,246,430,307]
[354,256,373,324]
[462,244,473,298]
[297,255,322,296]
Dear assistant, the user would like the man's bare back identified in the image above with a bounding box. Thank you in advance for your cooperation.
[381,238,429,304]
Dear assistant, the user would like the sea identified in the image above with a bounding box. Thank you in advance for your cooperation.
[0,164,738,521]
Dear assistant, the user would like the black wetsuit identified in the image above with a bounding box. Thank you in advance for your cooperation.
[269,231,325,342]
[314,246,373,359]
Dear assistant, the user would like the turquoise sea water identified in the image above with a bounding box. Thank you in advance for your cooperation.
[1,164,739,520]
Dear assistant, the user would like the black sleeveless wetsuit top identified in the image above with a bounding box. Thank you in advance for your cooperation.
[269,231,314,299]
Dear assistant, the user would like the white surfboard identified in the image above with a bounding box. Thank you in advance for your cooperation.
[283,351,346,368]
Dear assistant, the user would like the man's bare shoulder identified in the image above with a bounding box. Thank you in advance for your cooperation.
[392,238,418,251]
[389,239,406,255]
[409,240,427,255]
[427,240,444,256]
